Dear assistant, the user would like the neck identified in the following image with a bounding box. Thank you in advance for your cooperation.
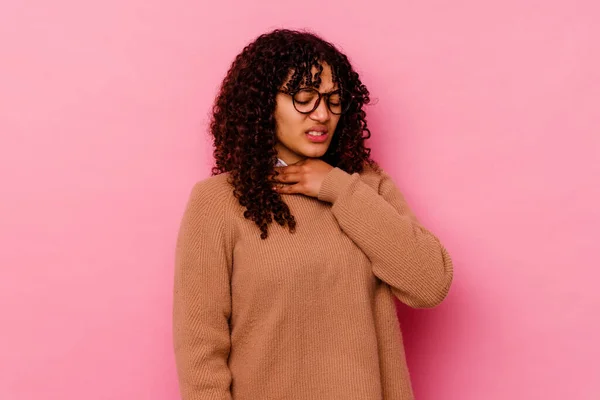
[278,156,306,165]
[275,146,307,165]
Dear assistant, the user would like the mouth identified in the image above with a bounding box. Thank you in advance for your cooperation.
[305,129,329,143]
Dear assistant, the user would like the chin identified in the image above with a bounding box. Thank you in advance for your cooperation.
[299,146,329,158]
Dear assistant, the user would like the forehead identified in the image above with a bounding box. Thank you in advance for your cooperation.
[282,62,338,91]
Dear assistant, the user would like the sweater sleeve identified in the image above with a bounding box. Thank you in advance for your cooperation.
[173,181,233,399]
[317,167,453,309]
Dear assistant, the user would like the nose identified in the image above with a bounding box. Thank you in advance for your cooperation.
[309,97,330,122]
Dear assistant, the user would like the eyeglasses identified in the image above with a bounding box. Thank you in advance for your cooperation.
[278,87,352,115]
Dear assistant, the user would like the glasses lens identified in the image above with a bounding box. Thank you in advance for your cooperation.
[292,88,352,114]
[293,88,319,113]
[328,91,343,114]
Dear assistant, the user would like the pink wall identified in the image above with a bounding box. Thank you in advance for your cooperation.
[1,1,598,399]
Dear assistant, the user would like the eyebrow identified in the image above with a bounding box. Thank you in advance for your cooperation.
[298,86,339,94]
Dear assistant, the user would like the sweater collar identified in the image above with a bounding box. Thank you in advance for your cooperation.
[275,158,288,167]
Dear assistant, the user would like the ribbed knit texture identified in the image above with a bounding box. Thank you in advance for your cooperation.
[173,165,453,400]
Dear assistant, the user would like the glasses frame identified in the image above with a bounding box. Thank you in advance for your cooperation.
[278,87,353,115]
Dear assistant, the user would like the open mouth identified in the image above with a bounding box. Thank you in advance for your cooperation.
[306,130,328,143]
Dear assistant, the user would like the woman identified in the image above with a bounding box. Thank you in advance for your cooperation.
[173,29,453,400]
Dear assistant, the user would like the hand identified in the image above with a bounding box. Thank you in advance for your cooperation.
[271,158,334,198]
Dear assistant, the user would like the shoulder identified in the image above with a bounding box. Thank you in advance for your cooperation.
[183,172,235,218]
[178,172,237,246]
[176,173,236,262]
[357,161,394,194]
[189,172,232,199]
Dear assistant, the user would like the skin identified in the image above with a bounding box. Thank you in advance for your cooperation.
[271,63,340,198]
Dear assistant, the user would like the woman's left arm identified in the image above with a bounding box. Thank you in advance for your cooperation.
[317,167,454,309]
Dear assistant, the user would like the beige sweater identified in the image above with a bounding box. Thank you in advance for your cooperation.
[173,165,453,400]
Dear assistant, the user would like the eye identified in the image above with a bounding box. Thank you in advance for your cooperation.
[294,88,318,104]
[328,92,342,106]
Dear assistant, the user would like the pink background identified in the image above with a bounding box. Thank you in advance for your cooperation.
[1,1,599,399]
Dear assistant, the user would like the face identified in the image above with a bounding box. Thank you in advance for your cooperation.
[273,63,341,165]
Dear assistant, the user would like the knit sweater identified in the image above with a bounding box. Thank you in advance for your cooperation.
[173,164,453,400]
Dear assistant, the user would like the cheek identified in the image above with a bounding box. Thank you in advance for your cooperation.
[275,108,304,135]
[330,116,341,132]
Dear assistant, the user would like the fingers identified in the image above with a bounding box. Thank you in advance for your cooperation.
[275,164,304,174]
[271,165,305,195]
[274,183,302,194]
[271,170,301,184]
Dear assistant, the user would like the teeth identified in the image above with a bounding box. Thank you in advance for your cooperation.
[307,131,325,136]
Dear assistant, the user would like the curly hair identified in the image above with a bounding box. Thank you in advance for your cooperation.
[209,28,379,239]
